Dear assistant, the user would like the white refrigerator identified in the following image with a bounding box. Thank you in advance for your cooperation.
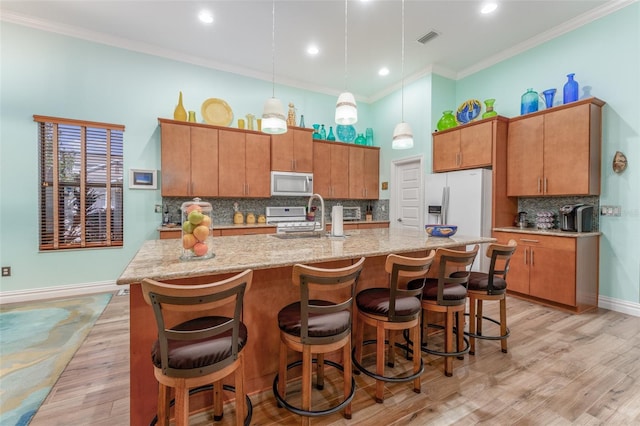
[425,168,492,272]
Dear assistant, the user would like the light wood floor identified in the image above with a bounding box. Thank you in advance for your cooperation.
[29,292,640,425]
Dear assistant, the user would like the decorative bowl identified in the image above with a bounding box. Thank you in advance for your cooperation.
[425,224,458,238]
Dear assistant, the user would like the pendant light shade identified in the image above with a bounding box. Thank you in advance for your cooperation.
[393,0,413,149]
[335,92,357,125]
[336,0,357,125]
[392,122,414,150]
[262,0,287,135]
[262,98,287,134]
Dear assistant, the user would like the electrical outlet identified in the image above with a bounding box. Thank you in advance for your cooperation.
[2,266,11,277]
[600,205,622,216]
[155,204,162,213]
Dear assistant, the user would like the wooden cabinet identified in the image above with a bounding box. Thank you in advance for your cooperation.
[348,145,380,199]
[432,119,495,172]
[493,230,599,313]
[313,141,349,199]
[326,222,389,232]
[218,129,271,197]
[160,120,218,197]
[507,98,604,196]
[271,127,314,172]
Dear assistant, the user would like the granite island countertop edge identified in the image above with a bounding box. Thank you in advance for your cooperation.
[118,228,494,285]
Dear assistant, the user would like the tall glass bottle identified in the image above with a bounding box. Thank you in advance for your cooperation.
[320,124,327,139]
[563,73,579,104]
[299,114,305,128]
[326,126,336,141]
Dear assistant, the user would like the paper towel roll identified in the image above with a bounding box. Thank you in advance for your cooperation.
[331,205,344,236]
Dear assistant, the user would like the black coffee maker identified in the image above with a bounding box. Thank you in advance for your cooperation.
[560,204,593,232]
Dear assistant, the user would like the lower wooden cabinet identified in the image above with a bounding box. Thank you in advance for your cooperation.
[493,231,599,313]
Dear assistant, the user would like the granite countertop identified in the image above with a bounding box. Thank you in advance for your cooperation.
[493,227,601,238]
[157,220,390,231]
[119,228,493,285]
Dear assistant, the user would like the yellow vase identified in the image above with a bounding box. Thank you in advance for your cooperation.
[173,91,187,121]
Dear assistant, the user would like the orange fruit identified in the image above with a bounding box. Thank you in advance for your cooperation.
[182,233,197,249]
[193,225,209,242]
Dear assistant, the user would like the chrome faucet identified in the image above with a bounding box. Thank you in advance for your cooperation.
[307,193,325,233]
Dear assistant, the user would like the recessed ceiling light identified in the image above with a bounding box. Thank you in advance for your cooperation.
[307,45,319,55]
[198,10,214,24]
[378,67,390,76]
[481,2,498,14]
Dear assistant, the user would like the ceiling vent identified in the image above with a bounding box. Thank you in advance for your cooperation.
[417,30,440,45]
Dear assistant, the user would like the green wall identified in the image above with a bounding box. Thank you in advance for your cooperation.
[1,3,638,308]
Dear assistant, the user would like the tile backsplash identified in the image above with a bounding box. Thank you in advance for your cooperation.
[518,195,599,231]
[161,197,389,225]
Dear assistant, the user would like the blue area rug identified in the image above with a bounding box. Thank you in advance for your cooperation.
[0,293,112,426]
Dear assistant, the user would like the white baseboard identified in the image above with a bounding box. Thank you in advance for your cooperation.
[598,295,640,317]
[0,280,126,305]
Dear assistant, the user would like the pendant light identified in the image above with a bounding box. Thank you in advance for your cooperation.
[262,0,287,134]
[392,0,413,149]
[335,0,357,125]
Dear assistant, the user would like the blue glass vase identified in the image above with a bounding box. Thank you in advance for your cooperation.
[312,124,321,139]
[542,88,556,109]
[563,73,579,104]
[320,124,326,139]
[520,88,539,115]
[355,133,366,145]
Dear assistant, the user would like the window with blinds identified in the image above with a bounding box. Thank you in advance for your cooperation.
[34,115,125,251]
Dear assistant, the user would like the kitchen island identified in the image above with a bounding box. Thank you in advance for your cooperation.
[117,228,495,425]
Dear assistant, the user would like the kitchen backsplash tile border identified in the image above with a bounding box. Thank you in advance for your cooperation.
[518,195,599,231]
[161,197,389,226]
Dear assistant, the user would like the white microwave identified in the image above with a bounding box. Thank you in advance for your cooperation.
[270,171,314,196]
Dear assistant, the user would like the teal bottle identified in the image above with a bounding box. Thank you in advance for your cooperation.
[326,126,336,141]
[299,115,305,128]
[312,124,321,139]
[520,88,539,115]
[355,133,366,145]
[320,124,326,139]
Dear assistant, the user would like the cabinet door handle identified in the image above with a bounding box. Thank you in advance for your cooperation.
[524,248,528,265]
[537,177,541,194]
[521,238,539,243]
[531,249,535,266]
[543,178,548,194]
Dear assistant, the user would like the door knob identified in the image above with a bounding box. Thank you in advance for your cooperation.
[397,218,402,222]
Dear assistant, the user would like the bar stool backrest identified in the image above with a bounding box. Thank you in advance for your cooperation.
[141,269,253,379]
[292,257,365,344]
[435,245,479,306]
[384,251,436,321]
[485,239,518,294]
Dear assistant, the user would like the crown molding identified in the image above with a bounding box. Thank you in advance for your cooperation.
[457,0,636,79]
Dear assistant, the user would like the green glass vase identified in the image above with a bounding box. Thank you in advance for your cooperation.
[482,99,498,119]
[437,110,457,131]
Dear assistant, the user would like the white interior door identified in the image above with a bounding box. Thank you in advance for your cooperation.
[391,156,424,231]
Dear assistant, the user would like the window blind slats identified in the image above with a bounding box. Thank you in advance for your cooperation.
[36,116,124,251]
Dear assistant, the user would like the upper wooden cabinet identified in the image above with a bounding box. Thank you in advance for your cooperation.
[160,119,218,197]
[313,141,349,199]
[271,127,314,172]
[507,97,604,197]
[432,118,505,172]
[218,129,271,197]
[349,145,380,199]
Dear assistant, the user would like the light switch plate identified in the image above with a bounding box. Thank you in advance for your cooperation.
[600,205,622,216]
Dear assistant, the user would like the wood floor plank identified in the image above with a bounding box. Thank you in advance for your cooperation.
[23,291,640,425]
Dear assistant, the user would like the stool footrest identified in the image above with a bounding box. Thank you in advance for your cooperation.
[351,339,424,383]
[149,384,253,426]
[464,313,511,340]
[272,359,356,418]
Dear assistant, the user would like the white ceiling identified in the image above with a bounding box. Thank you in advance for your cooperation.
[1,0,627,102]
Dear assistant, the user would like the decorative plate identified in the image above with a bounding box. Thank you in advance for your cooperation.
[201,98,233,126]
[456,99,482,124]
[336,124,356,142]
